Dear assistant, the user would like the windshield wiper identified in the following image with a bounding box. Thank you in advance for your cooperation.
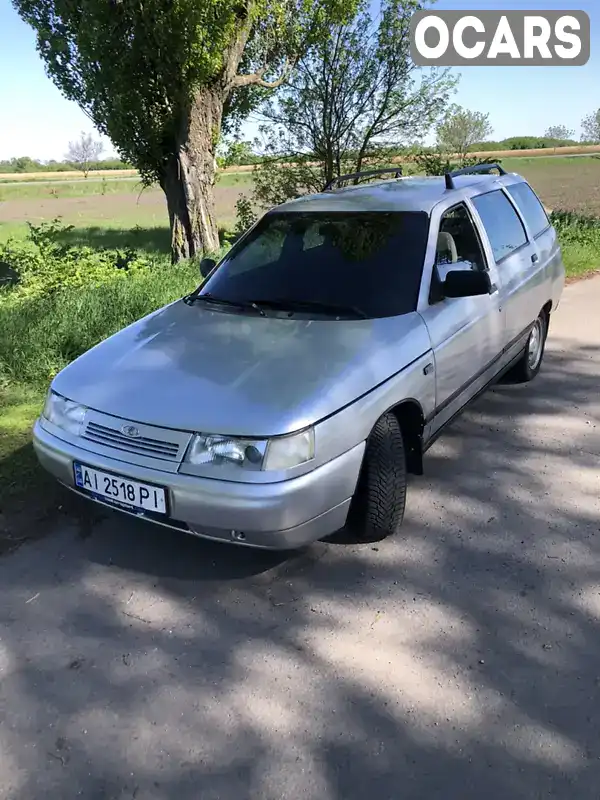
[249,298,368,319]
[184,292,266,316]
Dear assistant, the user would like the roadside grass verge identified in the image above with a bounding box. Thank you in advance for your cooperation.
[0,258,200,523]
[0,259,199,388]
[551,211,600,280]
[0,382,44,504]
[0,381,57,551]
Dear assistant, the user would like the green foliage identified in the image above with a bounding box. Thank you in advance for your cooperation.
[252,0,456,208]
[0,218,154,300]
[7,156,40,173]
[550,210,600,278]
[235,195,258,235]
[414,152,501,176]
[550,209,600,242]
[581,108,600,143]
[0,260,199,387]
[13,0,357,185]
[436,106,493,160]
[218,140,260,168]
[253,153,326,209]
[471,136,580,152]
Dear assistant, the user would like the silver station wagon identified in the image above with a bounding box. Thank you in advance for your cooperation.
[33,164,565,549]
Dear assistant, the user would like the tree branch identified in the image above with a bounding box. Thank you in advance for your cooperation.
[233,59,294,89]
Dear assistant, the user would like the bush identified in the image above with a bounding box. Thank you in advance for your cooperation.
[0,260,199,386]
[413,152,501,176]
[550,209,600,239]
[0,219,154,300]
[550,210,600,278]
[0,218,231,387]
[235,195,258,235]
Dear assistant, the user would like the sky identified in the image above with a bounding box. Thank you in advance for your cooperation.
[0,0,597,162]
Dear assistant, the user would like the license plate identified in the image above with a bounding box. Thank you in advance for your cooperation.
[73,462,167,515]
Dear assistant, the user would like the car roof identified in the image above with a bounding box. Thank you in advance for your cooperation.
[275,173,526,215]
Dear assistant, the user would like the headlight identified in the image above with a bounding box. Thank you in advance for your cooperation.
[184,428,314,471]
[185,434,268,468]
[42,391,87,436]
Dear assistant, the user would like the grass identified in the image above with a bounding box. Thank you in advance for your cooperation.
[0,219,172,255]
[0,382,44,501]
[551,211,600,280]
[0,259,200,387]
[0,177,146,201]
[0,258,201,522]
[0,381,51,549]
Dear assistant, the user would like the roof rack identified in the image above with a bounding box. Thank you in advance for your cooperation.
[324,167,403,192]
[444,162,506,191]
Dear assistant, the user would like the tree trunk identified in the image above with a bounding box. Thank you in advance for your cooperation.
[160,87,222,263]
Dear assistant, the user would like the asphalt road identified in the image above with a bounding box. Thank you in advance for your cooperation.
[1,278,600,800]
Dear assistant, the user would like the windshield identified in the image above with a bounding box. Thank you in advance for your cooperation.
[199,211,429,319]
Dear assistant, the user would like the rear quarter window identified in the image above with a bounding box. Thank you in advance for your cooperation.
[471,190,528,263]
[506,181,551,238]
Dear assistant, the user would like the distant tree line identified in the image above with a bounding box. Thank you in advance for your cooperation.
[2,133,596,178]
[470,136,582,152]
[0,156,134,174]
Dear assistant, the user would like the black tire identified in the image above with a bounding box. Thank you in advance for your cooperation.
[507,310,548,383]
[350,413,407,543]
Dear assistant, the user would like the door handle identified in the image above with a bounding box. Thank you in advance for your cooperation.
[531,253,539,264]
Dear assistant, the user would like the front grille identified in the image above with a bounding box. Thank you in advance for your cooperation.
[83,420,181,461]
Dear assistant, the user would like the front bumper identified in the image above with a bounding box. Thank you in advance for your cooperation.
[33,420,364,549]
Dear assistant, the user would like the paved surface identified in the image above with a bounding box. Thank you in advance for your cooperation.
[1,278,600,800]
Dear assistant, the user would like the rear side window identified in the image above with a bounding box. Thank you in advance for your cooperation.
[506,182,550,238]
[471,190,528,263]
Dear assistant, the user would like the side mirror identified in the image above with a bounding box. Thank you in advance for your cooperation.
[199,257,216,278]
[443,269,491,298]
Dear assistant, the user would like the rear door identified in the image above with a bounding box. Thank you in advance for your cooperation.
[504,180,563,307]
[470,188,545,352]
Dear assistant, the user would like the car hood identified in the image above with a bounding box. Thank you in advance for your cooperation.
[53,300,431,437]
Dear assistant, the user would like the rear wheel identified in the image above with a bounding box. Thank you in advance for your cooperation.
[508,311,548,383]
[350,413,407,543]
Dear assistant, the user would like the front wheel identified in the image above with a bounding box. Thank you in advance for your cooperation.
[349,413,407,543]
[508,311,548,383]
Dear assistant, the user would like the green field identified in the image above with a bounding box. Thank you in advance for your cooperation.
[0,170,253,254]
[0,169,253,202]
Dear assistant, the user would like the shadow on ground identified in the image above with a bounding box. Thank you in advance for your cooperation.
[54,225,237,257]
[55,225,172,256]
[0,339,599,799]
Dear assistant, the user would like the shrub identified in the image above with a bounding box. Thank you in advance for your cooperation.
[414,152,501,176]
[0,260,199,386]
[550,210,600,278]
[0,218,154,300]
[235,195,258,235]
[550,210,600,241]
